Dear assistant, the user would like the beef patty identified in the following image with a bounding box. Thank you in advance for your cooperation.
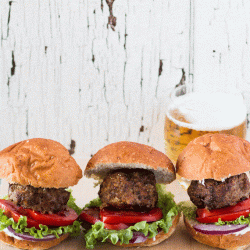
[8,184,70,214]
[99,168,158,211]
[188,173,250,210]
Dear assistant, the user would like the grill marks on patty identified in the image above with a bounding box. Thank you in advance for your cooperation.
[188,173,250,210]
[8,184,70,214]
[98,168,158,211]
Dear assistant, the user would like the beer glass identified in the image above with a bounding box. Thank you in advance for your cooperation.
[164,85,248,165]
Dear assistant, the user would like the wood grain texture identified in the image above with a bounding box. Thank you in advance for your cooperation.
[193,0,250,93]
[0,0,249,159]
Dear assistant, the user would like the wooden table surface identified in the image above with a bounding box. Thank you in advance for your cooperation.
[0,157,248,250]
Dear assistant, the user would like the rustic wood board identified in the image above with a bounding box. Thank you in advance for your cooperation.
[1,0,250,158]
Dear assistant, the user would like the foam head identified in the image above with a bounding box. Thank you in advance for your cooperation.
[167,92,247,131]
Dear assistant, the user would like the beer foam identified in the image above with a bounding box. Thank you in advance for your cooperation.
[167,92,247,131]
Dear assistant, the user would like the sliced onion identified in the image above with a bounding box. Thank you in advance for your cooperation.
[193,223,248,235]
[7,226,59,242]
[129,231,148,244]
[128,229,162,244]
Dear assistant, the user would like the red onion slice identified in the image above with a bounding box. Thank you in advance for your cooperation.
[128,229,162,244]
[7,226,59,241]
[193,223,248,235]
[129,231,148,244]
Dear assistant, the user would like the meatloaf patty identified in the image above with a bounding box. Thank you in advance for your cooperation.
[188,173,250,210]
[8,184,70,214]
[99,169,158,211]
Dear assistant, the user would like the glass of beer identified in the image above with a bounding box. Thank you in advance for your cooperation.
[164,85,248,165]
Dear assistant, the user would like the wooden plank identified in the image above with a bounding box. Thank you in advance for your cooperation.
[1,0,249,158]
[193,0,250,92]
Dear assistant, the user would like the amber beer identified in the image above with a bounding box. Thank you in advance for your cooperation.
[164,87,247,164]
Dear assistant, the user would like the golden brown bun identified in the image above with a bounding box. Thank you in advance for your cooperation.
[176,133,250,181]
[85,141,175,184]
[0,231,69,250]
[113,213,180,248]
[184,215,250,250]
[0,138,82,188]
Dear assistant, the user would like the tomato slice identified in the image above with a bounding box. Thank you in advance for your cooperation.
[197,210,250,223]
[100,207,163,224]
[103,222,131,230]
[196,197,250,223]
[25,207,78,227]
[0,199,40,229]
[0,199,78,228]
[79,207,101,225]
[79,207,131,230]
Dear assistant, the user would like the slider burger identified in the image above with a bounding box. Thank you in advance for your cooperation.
[80,141,180,249]
[0,138,83,249]
[177,133,250,250]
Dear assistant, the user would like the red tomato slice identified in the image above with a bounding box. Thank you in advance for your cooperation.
[197,210,250,223]
[0,199,40,229]
[79,207,101,225]
[0,199,78,228]
[103,222,130,230]
[100,207,163,224]
[79,207,131,230]
[25,207,78,227]
[196,197,250,223]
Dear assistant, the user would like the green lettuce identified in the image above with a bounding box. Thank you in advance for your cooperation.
[0,191,81,239]
[83,198,102,210]
[67,189,82,216]
[178,200,250,226]
[83,184,179,249]
[215,216,250,226]
[178,201,196,220]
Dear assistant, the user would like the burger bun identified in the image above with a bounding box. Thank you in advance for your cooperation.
[0,138,83,188]
[184,215,250,250]
[176,133,250,181]
[0,231,69,250]
[85,141,175,184]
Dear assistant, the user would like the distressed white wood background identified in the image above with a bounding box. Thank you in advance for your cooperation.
[0,0,250,159]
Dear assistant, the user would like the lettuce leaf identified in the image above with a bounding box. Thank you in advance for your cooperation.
[67,189,82,216]
[178,201,196,220]
[83,198,102,210]
[83,184,179,249]
[215,216,250,226]
[0,191,81,239]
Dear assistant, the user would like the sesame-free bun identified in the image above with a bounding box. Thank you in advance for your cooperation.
[0,138,82,188]
[176,134,250,181]
[184,215,250,250]
[84,141,175,184]
[0,231,69,250]
[114,213,180,248]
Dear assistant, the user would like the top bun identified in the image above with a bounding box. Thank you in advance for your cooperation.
[85,141,175,184]
[0,138,82,188]
[176,133,250,181]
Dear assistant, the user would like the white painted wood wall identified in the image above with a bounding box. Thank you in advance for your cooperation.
[0,0,250,159]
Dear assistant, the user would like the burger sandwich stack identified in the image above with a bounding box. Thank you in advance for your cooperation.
[80,141,180,249]
[177,133,250,250]
[0,138,83,250]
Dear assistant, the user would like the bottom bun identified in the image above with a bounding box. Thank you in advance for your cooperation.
[184,216,250,250]
[114,213,180,248]
[0,231,69,250]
